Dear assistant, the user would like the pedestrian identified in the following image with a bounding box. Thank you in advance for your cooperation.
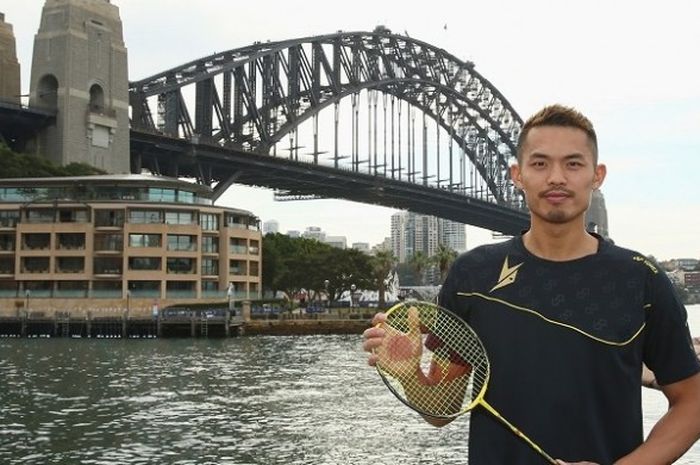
[363,104,700,464]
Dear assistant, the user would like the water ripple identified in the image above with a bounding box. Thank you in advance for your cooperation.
[1,315,700,464]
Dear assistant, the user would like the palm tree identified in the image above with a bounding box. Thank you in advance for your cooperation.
[372,250,397,308]
[433,244,458,283]
[409,250,430,286]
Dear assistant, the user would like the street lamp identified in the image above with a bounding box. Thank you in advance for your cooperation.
[324,279,330,309]
[24,289,30,316]
[350,284,356,308]
[227,282,235,316]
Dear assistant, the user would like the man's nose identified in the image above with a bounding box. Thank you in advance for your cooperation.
[547,163,566,185]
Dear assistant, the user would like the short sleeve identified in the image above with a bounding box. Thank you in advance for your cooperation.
[643,270,700,385]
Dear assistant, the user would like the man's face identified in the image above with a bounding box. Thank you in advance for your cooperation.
[511,125,606,226]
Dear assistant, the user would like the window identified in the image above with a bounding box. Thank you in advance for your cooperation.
[58,209,88,223]
[129,257,161,271]
[165,211,196,225]
[148,188,176,203]
[57,233,85,250]
[22,233,50,250]
[22,257,50,273]
[56,257,84,273]
[201,280,218,292]
[225,214,247,228]
[129,233,162,248]
[249,261,259,276]
[0,210,20,227]
[229,238,246,254]
[200,213,219,231]
[26,209,54,223]
[229,259,247,276]
[167,258,195,274]
[129,210,163,224]
[201,258,218,275]
[94,209,125,227]
[93,257,122,275]
[0,257,14,274]
[167,235,196,251]
[0,234,14,251]
[201,236,218,254]
[94,233,123,251]
[249,240,260,255]
[177,191,194,204]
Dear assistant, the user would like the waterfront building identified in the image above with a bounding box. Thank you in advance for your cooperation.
[0,175,262,317]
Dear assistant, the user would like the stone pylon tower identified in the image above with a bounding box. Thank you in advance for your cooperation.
[0,13,21,104]
[586,188,609,238]
[29,0,129,173]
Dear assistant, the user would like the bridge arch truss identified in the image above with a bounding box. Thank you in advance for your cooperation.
[129,30,527,222]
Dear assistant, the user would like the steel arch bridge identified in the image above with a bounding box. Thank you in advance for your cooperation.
[128,29,529,234]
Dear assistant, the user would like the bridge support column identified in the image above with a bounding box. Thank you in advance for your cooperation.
[29,0,130,174]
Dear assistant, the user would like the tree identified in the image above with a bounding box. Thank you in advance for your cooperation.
[262,233,377,308]
[371,250,397,308]
[408,250,430,285]
[0,144,106,177]
[433,244,458,283]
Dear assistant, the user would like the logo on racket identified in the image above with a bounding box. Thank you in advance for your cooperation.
[490,256,523,292]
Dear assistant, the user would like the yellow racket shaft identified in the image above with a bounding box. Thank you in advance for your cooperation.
[374,301,557,465]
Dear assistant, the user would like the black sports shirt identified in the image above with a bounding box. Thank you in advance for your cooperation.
[438,234,700,464]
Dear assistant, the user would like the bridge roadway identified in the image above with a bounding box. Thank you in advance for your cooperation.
[130,129,529,235]
[0,104,529,235]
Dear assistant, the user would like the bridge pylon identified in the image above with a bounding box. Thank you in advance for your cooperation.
[0,13,21,105]
[29,0,130,173]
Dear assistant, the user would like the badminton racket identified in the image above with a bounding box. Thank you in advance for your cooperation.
[373,300,556,464]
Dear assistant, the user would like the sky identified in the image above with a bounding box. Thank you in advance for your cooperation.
[3,0,699,260]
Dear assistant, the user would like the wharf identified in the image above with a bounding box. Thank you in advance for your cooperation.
[0,313,372,339]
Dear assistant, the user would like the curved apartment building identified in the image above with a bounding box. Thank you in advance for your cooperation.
[0,175,261,318]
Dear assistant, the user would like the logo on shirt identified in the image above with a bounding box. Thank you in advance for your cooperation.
[490,256,523,292]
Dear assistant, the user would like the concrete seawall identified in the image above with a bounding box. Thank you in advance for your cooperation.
[243,318,371,336]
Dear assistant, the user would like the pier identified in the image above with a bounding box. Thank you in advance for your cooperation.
[0,311,372,339]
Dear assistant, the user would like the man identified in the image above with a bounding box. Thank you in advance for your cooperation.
[363,105,700,464]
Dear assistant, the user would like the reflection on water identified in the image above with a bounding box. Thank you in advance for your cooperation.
[0,305,698,465]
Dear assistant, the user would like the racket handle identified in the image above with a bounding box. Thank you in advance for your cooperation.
[480,399,558,465]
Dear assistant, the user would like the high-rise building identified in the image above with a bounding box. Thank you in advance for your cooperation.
[263,220,279,235]
[325,236,347,249]
[585,189,609,238]
[438,218,467,253]
[302,226,326,242]
[352,242,370,253]
[391,212,408,263]
[390,212,440,263]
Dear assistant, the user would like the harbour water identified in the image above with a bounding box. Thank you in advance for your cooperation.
[0,305,699,465]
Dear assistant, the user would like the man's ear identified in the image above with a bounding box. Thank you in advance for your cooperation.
[510,163,523,190]
[593,163,607,189]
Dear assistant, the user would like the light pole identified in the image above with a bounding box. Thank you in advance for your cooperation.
[227,282,235,316]
[126,290,131,317]
[24,289,30,316]
[350,284,356,308]
[324,279,330,310]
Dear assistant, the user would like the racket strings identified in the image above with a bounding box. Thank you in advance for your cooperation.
[376,302,489,418]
